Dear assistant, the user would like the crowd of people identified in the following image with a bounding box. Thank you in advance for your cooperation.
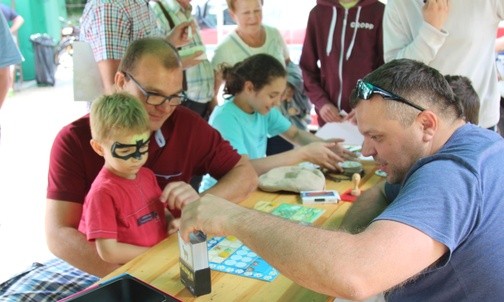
[1,0,504,301]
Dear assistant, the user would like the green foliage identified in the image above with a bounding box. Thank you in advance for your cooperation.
[65,0,86,23]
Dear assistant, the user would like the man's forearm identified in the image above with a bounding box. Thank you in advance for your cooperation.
[283,127,320,146]
[97,59,120,94]
[181,194,366,298]
[10,16,24,33]
[251,149,305,175]
[96,239,149,265]
[339,181,388,234]
[48,226,120,277]
[228,207,366,299]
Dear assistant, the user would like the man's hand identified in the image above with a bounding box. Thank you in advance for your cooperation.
[423,0,450,31]
[160,181,200,211]
[179,194,243,241]
[166,21,194,48]
[319,103,344,123]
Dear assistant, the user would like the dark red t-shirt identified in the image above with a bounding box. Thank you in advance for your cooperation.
[47,106,240,206]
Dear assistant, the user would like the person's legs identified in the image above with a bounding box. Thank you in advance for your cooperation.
[0,66,11,142]
[0,258,99,302]
[0,66,10,110]
[8,65,14,92]
[8,36,19,92]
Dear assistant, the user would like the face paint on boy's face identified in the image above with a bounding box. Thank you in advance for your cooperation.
[111,138,150,160]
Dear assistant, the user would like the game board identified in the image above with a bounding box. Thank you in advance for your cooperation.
[207,236,279,282]
[206,202,325,282]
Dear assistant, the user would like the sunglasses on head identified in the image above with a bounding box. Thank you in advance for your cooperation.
[356,79,426,111]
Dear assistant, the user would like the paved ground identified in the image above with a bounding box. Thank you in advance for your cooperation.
[0,65,88,282]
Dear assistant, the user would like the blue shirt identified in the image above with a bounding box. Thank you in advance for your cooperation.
[1,4,19,21]
[199,99,291,191]
[0,13,22,68]
[377,124,504,301]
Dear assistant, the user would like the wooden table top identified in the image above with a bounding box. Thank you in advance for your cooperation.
[100,162,382,302]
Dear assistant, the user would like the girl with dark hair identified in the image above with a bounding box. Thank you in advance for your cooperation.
[200,54,355,191]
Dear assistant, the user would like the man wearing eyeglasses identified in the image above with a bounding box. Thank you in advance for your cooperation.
[179,59,504,301]
[0,37,257,301]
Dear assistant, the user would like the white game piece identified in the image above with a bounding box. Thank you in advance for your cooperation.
[351,173,361,196]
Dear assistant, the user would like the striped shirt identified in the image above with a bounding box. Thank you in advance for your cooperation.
[150,0,214,103]
[79,0,164,62]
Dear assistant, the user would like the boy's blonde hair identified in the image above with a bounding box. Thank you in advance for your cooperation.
[90,92,150,142]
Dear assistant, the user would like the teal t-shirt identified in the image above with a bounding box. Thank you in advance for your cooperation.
[199,99,291,191]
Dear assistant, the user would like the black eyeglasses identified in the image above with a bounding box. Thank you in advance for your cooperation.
[356,79,426,111]
[123,72,187,106]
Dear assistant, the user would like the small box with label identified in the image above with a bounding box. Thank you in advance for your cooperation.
[300,190,340,204]
[178,231,211,296]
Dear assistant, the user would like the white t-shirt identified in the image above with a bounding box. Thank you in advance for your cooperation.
[383,0,504,128]
[211,24,289,71]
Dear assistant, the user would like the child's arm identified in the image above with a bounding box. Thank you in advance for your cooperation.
[248,126,351,174]
[283,126,356,157]
[250,126,355,172]
[96,238,150,265]
[282,125,356,161]
[252,141,343,175]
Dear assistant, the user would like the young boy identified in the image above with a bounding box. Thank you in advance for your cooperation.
[79,92,175,265]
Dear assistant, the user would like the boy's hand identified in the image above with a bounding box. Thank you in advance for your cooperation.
[160,181,200,211]
[165,211,180,235]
